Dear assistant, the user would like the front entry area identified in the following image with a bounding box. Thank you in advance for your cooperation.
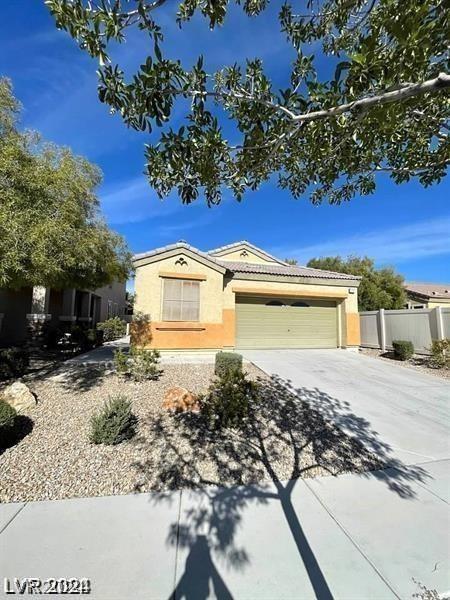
[235,295,338,349]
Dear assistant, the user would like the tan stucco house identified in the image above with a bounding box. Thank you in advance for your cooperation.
[133,241,361,350]
[404,282,450,309]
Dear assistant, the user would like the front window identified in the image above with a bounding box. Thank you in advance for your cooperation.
[162,279,200,321]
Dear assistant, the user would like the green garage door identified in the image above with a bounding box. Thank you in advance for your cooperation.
[236,296,338,349]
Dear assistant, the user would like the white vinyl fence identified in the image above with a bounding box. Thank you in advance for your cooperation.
[359,307,450,354]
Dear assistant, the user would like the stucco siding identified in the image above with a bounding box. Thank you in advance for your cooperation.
[134,253,224,324]
[133,250,360,349]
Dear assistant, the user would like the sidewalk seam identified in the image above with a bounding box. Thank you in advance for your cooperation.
[303,480,402,600]
[0,502,28,536]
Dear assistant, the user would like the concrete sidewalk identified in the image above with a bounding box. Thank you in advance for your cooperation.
[1,461,449,600]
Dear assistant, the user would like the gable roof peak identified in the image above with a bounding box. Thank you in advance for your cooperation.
[207,240,288,265]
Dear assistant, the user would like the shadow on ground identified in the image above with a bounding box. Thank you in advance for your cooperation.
[133,375,429,599]
[0,415,34,455]
[44,364,112,393]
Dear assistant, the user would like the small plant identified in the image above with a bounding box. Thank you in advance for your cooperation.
[114,348,129,376]
[129,346,161,381]
[392,340,414,361]
[90,395,137,445]
[97,317,127,342]
[215,351,243,378]
[200,369,258,429]
[0,347,29,381]
[114,346,161,381]
[0,400,17,432]
[429,338,450,369]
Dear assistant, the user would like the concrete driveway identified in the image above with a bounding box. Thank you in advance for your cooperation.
[243,349,450,466]
[1,349,449,599]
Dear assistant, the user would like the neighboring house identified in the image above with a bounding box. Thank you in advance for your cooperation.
[404,282,450,309]
[0,281,126,346]
[133,241,361,350]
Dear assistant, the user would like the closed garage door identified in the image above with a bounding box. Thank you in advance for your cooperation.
[236,296,338,349]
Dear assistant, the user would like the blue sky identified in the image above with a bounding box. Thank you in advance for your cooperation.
[1,1,449,289]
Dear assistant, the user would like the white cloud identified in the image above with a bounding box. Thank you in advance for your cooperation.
[273,216,450,266]
[100,177,179,224]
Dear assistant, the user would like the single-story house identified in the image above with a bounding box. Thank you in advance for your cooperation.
[0,281,126,346]
[133,241,361,350]
[404,282,450,309]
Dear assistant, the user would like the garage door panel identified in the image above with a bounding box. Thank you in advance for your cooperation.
[236,296,337,349]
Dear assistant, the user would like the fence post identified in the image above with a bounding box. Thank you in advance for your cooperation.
[379,309,386,351]
[435,306,444,341]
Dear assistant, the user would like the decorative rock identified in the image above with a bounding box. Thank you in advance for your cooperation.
[162,386,200,413]
[1,381,37,413]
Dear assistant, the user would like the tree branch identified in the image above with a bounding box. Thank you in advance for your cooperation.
[291,73,450,123]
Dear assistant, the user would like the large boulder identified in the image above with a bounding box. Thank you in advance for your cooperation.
[1,381,37,413]
[162,387,200,413]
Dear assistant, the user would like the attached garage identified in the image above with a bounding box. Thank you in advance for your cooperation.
[235,295,338,349]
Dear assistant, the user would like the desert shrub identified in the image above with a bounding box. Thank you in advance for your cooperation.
[129,346,161,381]
[114,346,161,381]
[0,347,29,381]
[0,400,17,431]
[200,369,258,429]
[97,317,127,342]
[215,351,243,378]
[392,340,414,361]
[429,338,450,369]
[90,395,137,445]
[130,312,151,346]
[114,348,129,376]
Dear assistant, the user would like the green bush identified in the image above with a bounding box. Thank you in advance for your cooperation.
[0,400,17,431]
[392,340,414,361]
[429,338,450,369]
[97,317,127,342]
[0,347,29,381]
[90,395,137,445]
[87,328,103,347]
[215,351,243,378]
[200,369,258,429]
[114,346,162,381]
[114,348,129,376]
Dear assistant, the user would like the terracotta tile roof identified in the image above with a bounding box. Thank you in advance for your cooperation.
[133,241,360,281]
[216,260,361,280]
[405,282,450,300]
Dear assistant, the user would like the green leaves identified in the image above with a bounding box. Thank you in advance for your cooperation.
[0,78,133,289]
[46,0,450,205]
[307,256,406,311]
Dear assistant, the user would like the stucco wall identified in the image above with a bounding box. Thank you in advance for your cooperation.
[427,300,450,309]
[134,252,360,348]
[95,281,127,322]
[213,249,278,264]
[135,253,224,323]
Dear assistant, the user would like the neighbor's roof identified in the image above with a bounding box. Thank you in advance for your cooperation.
[405,282,450,300]
[208,240,288,265]
[133,241,360,280]
[215,260,361,280]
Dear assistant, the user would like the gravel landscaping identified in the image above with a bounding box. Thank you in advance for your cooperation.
[0,362,382,503]
[360,347,450,380]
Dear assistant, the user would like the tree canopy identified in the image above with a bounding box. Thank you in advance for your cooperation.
[46,0,449,206]
[0,78,133,290]
[307,255,405,310]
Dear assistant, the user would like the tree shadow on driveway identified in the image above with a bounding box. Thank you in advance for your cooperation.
[134,375,429,599]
